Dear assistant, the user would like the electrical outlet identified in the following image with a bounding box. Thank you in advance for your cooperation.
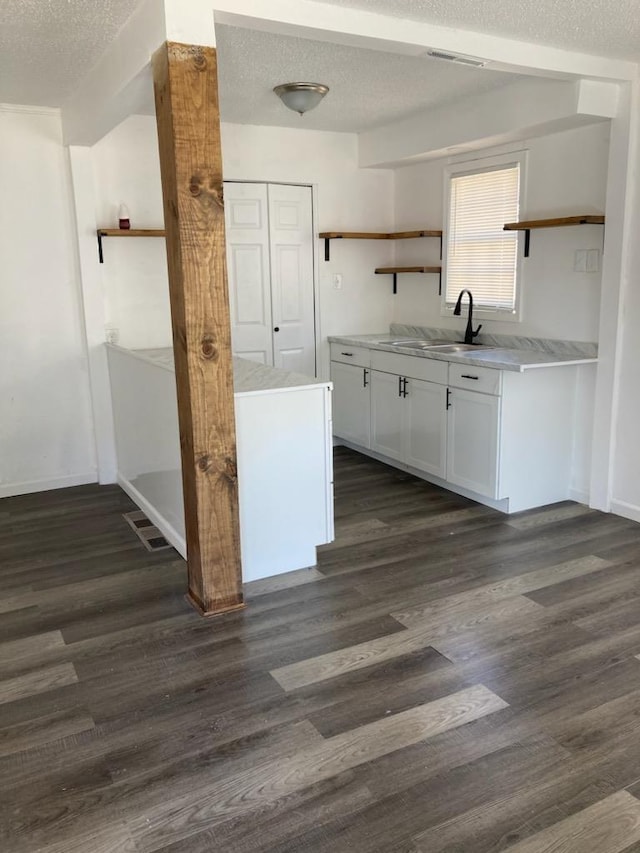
[332,273,343,290]
[105,326,119,344]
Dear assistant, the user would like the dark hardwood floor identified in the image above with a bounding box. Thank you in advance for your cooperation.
[3,446,640,851]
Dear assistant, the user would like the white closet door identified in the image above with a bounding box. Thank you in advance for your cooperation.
[267,184,316,376]
[224,183,273,365]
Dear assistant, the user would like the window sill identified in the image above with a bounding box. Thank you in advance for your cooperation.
[441,307,521,324]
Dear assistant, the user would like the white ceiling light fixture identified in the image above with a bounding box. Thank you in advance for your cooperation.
[273,82,329,116]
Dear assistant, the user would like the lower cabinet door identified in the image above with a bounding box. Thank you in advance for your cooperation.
[371,370,404,461]
[404,377,447,479]
[331,361,371,448]
[446,388,500,498]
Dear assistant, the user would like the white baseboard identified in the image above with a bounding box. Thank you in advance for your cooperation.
[610,499,640,525]
[0,472,97,499]
[116,474,187,559]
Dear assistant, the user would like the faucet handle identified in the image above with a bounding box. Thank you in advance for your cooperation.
[472,324,483,339]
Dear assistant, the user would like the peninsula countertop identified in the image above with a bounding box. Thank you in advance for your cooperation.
[328,334,598,373]
[106,345,330,395]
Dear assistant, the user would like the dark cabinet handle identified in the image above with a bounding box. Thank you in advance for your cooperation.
[363,369,369,388]
[341,351,353,356]
[402,378,408,398]
[460,374,479,380]
[446,388,452,409]
[274,327,280,332]
[398,376,403,397]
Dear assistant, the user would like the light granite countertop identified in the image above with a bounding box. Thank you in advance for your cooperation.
[328,333,598,373]
[106,344,330,395]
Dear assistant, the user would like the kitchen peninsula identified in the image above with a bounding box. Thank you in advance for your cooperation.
[107,345,334,581]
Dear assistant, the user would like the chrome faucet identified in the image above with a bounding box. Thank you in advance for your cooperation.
[453,289,482,345]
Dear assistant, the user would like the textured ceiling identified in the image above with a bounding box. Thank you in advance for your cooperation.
[319,0,640,61]
[0,0,637,110]
[215,26,523,132]
[0,0,138,106]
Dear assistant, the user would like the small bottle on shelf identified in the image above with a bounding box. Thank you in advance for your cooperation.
[118,204,131,230]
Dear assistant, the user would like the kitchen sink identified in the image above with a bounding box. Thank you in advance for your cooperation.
[389,339,451,348]
[426,343,494,353]
[387,339,440,346]
[389,340,494,352]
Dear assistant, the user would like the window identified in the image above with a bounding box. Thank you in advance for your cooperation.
[443,153,525,318]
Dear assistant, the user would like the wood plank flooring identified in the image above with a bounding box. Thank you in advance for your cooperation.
[2,446,640,852]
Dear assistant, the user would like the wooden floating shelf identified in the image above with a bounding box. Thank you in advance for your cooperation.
[96,228,166,263]
[503,215,605,258]
[375,265,442,295]
[319,230,441,240]
[375,266,441,274]
[319,229,442,261]
[503,215,604,231]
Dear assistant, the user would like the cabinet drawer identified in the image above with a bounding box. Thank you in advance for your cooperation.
[371,351,448,385]
[448,363,502,396]
[330,343,371,368]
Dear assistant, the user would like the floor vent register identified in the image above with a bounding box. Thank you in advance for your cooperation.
[123,510,173,552]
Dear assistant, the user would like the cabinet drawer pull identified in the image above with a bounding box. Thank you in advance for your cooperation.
[398,375,403,397]
[460,374,479,380]
[446,388,452,409]
[341,351,354,357]
[363,369,369,388]
[402,377,408,398]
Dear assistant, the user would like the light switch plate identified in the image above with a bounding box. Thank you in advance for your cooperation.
[586,249,600,273]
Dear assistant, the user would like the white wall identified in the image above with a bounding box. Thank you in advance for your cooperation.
[92,115,171,349]
[392,123,610,342]
[610,84,640,520]
[0,107,96,497]
[90,116,396,374]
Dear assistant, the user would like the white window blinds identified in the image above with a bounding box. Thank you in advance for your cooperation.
[445,163,520,312]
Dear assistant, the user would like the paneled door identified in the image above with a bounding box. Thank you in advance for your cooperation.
[267,184,315,375]
[224,183,273,365]
[224,182,316,375]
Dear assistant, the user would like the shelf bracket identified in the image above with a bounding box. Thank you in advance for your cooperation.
[524,229,531,258]
[439,234,443,260]
[324,235,343,262]
[392,272,397,295]
[97,231,105,264]
[438,269,442,296]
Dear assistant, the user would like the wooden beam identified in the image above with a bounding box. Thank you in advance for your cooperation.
[152,42,243,617]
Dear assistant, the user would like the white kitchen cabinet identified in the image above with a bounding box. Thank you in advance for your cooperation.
[371,369,404,460]
[330,343,372,448]
[330,341,592,513]
[370,369,447,477]
[405,377,448,479]
[446,387,501,498]
[332,361,371,448]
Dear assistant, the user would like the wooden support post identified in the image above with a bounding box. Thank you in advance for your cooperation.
[152,42,243,616]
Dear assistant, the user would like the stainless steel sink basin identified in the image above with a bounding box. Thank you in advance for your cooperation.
[389,339,494,353]
[427,343,493,353]
[387,339,438,346]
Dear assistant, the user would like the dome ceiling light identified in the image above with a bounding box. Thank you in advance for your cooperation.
[273,82,330,116]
